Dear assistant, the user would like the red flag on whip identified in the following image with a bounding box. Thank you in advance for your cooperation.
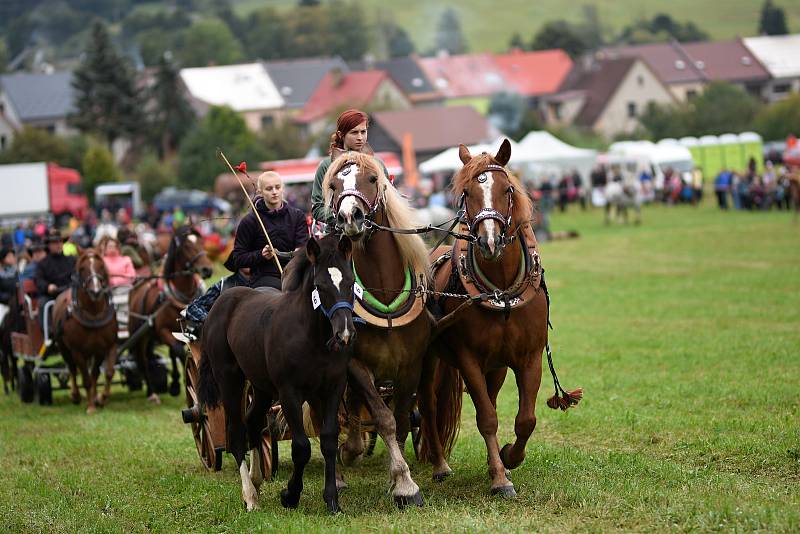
[234,162,247,173]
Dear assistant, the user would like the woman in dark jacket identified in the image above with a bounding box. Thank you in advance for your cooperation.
[230,171,309,290]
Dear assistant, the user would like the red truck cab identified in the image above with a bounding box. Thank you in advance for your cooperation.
[47,163,88,220]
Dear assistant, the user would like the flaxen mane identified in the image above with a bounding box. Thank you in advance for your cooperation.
[450,152,534,227]
[323,152,429,285]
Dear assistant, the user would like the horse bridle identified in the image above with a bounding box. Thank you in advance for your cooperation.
[330,162,382,224]
[74,253,109,302]
[460,164,515,250]
[312,265,355,322]
[173,234,208,275]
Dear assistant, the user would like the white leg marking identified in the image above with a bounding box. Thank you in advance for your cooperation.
[240,460,259,511]
[327,267,343,292]
[385,437,419,498]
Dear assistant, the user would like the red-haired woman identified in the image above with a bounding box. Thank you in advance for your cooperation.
[311,109,390,227]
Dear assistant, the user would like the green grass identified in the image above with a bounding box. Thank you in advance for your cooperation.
[232,0,800,53]
[2,201,800,532]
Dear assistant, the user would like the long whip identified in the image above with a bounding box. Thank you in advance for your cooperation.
[216,149,283,275]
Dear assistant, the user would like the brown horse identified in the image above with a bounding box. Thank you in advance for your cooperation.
[323,151,432,507]
[128,225,213,403]
[418,140,581,497]
[52,250,118,414]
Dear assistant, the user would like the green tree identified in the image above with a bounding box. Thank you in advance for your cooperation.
[0,127,68,164]
[327,1,369,61]
[387,23,416,58]
[244,7,288,60]
[176,18,244,67]
[531,21,587,58]
[690,82,760,135]
[259,122,311,161]
[434,8,467,54]
[758,0,789,35]
[177,106,266,190]
[508,33,526,51]
[70,20,144,147]
[0,38,9,73]
[618,14,709,44]
[135,152,177,202]
[82,142,120,203]
[638,101,692,139]
[150,52,196,157]
[754,94,800,140]
[283,5,331,58]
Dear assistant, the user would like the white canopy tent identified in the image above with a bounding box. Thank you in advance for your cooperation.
[418,137,522,174]
[516,131,597,184]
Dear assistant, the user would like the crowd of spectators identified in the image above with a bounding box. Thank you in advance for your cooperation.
[713,159,797,211]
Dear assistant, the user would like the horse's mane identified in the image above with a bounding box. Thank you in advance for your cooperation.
[163,225,198,278]
[322,152,430,284]
[281,236,341,293]
[450,152,533,226]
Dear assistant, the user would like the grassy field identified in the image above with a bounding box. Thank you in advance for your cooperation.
[232,0,800,53]
[2,201,799,532]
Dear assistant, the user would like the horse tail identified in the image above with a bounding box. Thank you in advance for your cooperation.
[197,350,220,409]
[420,359,463,462]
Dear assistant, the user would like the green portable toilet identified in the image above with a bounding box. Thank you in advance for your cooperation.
[739,132,764,172]
[679,137,703,172]
[720,133,742,172]
[700,135,723,176]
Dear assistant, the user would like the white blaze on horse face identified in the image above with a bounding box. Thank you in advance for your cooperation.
[478,172,497,252]
[89,256,102,293]
[187,234,198,244]
[327,267,343,293]
[337,163,360,224]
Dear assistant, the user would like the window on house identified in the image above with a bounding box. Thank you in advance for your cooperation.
[261,115,274,129]
[686,89,698,100]
[773,83,791,94]
[551,102,562,120]
[0,135,6,151]
[0,102,4,115]
[627,102,637,118]
[46,125,55,134]
[637,75,644,86]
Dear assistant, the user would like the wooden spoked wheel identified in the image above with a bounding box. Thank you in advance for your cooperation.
[185,357,222,471]
[243,382,275,481]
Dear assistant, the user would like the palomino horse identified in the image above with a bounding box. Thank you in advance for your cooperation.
[129,225,213,403]
[199,236,356,514]
[323,151,431,507]
[418,140,581,497]
[52,250,118,414]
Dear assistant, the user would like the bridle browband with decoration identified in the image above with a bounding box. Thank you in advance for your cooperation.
[460,163,516,251]
[331,161,382,225]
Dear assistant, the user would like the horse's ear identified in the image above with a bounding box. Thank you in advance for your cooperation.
[338,235,352,260]
[495,139,512,166]
[458,144,472,164]
[306,237,321,264]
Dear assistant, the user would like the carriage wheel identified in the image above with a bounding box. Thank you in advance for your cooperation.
[17,364,34,404]
[36,372,52,406]
[185,358,221,471]
[245,383,276,481]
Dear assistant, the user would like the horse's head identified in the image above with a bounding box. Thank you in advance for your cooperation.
[453,139,530,261]
[76,250,108,302]
[167,226,214,279]
[323,152,386,240]
[306,235,356,350]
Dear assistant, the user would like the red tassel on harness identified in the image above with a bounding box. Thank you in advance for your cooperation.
[547,387,583,411]
[234,162,247,173]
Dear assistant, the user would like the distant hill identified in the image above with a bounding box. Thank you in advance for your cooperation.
[233,0,799,53]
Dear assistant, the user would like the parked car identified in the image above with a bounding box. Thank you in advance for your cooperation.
[152,187,231,214]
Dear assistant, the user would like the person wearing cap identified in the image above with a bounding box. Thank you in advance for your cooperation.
[19,241,47,284]
[310,109,390,228]
[34,229,76,333]
[229,170,308,290]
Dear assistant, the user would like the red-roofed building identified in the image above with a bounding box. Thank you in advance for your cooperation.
[416,53,510,114]
[494,49,574,99]
[295,69,410,135]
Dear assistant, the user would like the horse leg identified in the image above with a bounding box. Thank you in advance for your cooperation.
[339,388,365,467]
[222,368,258,511]
[278,388,311,510]
[99,346,117,406]
[499,357,543,471]
[417,349,452,479]
[320,383,346,514]
[167,340,185,397]
[77,357,97,415]
[348,360,422,508]
[459,356,514,497]
[62,347,81,404]
[245,386,271,492]
[604,203,611,225]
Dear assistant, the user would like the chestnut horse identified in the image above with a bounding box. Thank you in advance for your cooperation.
[52,250,118,414]
[418,140,581,497]
[323,151,432,507]
[199,235,356,514]
[128,225,213,403]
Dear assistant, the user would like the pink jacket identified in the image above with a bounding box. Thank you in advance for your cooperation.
[103,254,136,287]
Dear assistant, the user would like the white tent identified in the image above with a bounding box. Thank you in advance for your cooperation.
[418,137,522,174]
[516,131,597,183]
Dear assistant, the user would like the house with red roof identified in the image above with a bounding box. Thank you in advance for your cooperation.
[294,68,411,135]
[494,49,574,100]
[416,52,511,114]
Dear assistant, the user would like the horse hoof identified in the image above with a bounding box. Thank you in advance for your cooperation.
[327,500,343,515]
[394,491,424,509]
[70,393,81,405]
[86,406,97,415]
[500,443,523,470]
[338,444,363,467]
[432,469,453,482]
[335,478,348,492]
[280,488,299,509]
[169,381,181,397]
[147,394,161,405]
[490,485,517,499]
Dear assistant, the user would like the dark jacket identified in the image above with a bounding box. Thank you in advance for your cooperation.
[0,266,17,304]
[230,199,308,280]
[34,253,76,296]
